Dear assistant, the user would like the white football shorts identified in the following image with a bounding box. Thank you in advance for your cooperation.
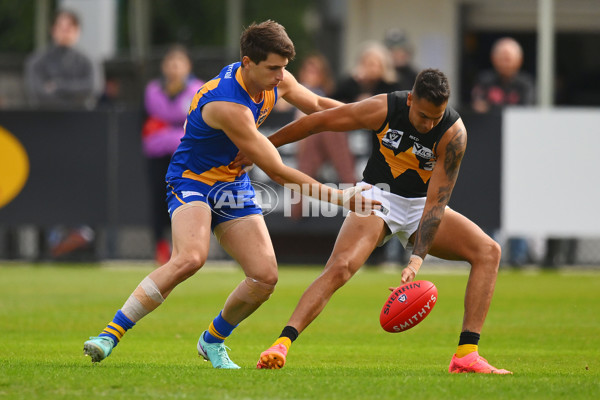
[353,182,427,248]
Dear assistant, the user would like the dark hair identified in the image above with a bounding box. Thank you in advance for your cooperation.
[53,9,80,27]
[163,44,191,63]
[240,20,295,64]
[412,68,450,106]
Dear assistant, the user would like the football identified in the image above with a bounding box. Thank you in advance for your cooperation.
[380,280,438,333]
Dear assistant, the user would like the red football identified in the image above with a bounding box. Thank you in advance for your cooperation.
[380,280,438,333]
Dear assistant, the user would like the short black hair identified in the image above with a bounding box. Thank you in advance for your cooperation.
[412,68,450,106]
[240,20,295,64]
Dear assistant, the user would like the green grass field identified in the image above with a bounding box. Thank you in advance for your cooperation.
[1,263,599,399]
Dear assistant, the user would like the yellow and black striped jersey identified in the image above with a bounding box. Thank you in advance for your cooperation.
[362,91,460,197]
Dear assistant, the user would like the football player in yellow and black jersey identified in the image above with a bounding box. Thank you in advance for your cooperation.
[247,69,511,374]
[83,20,380,369]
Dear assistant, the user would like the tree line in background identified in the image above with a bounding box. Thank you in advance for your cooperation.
[0,0,319,71]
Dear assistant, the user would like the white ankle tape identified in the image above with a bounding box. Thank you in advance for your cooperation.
[121,277,165,322]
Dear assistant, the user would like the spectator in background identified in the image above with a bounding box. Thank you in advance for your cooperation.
[471,37,535,266]
[24,9,100,109]
[333,41,401,103]
[334,42,403,264]
[471,37,535,113]
[384,28,418,90]
[292,54,356,219]
[24,9,101,259]
[142,45,204,264]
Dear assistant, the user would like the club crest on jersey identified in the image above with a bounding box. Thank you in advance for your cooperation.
[398,294,407,303]
[382,129,404,150]
[256,108,270,126]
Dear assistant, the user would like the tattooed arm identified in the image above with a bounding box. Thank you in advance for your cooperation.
[401,119,467,283]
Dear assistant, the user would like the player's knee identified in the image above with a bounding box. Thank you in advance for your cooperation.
[255,271,278,287]
[325,257,357,287]
[236,276,276,305]
[473,240,501,272]
[254,256,278,286]
[171,251,207,279]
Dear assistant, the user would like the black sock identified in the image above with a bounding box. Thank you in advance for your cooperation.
[279,325,299,343]
[458,331,480,346]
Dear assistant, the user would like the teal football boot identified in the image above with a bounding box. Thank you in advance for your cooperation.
[83,336,115,363]
[197,331,241,369]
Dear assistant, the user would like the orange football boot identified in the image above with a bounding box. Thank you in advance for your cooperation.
[256,343,288,369]
[449,351,512,374]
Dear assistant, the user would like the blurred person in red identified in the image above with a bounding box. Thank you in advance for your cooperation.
[142,45,205,264]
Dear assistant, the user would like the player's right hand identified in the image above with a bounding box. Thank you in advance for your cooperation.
[230,151,254,177]
[400,267,416,284]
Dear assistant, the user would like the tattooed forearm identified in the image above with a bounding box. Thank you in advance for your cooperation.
[444,128,466,182]
[412,206,444,259]
[436,183,453,205]
[411,127,466,259]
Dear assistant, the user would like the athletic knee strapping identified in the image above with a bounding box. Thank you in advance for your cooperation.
[121,276,165,322]
[232,277,275,306]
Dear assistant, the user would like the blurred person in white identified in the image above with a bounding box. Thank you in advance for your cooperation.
[142,45,205,264]
[24,9,100,109]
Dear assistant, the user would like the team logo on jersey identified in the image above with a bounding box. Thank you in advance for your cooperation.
[382,129,404,150]
[256,107,270,127]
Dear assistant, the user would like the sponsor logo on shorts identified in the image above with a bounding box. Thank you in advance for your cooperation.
[181,191,204,198]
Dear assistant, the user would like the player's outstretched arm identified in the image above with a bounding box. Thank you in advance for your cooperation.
[270,93,388,147]
[204,100,380,213]
[230,94,388,170]
[401,119,467,284]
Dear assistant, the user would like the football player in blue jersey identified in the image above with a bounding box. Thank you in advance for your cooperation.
[83,20,379,369]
